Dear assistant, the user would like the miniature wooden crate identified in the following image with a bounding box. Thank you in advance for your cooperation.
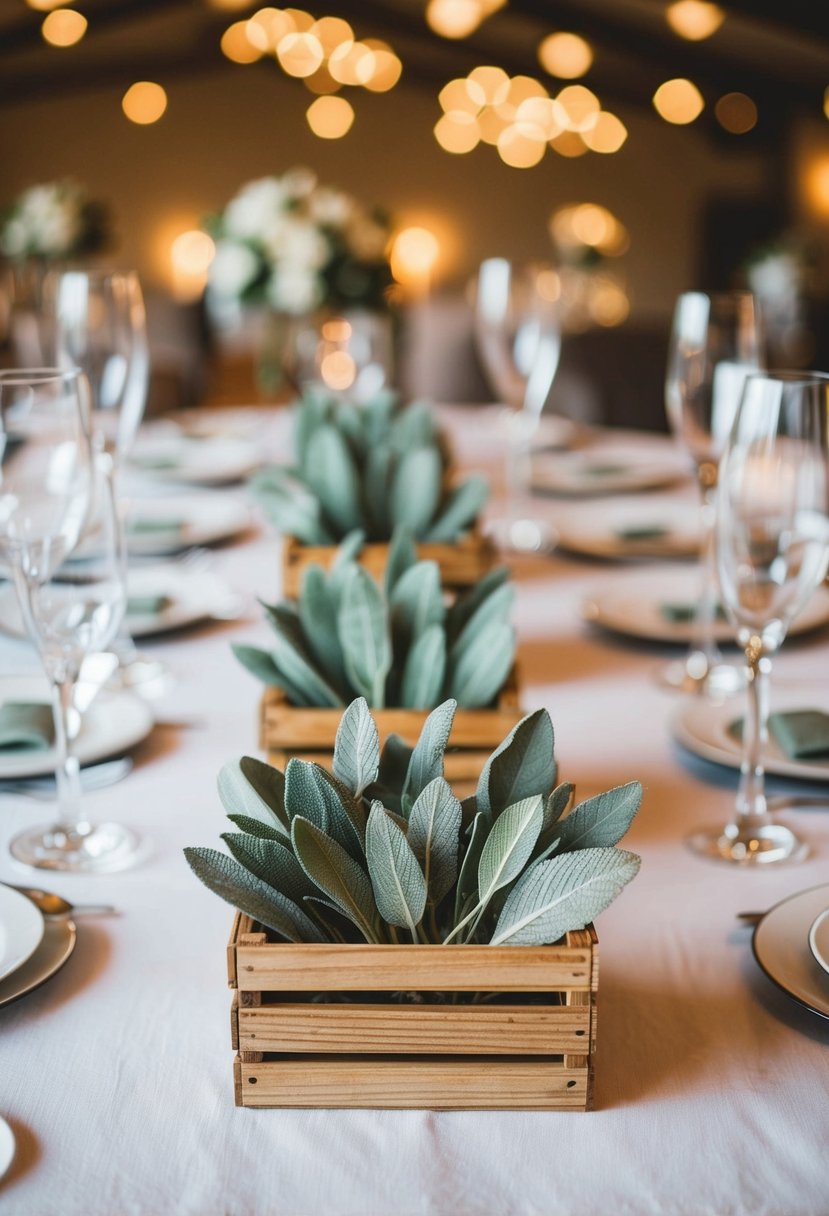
[227,912,598,1110]
[259,668,523,788]
[281,530,497,599]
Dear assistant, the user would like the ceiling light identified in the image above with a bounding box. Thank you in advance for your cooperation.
[221,21,264,63]
[306,95,354,138]
[390,227,440,287]
[41,9,87,47]
[538,32,593,80]
[582,111,627,153]
[653,78,704,124]
[122,81,168,125]
[666,1,725,41]
[434,112,480,154]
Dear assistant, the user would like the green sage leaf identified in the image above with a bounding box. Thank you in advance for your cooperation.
[306,424,363,536]
[400,624,447,710]
[407,776,462,907]
[556,781,643,852]
[365,801,427,938]
[284,759,329,832]
[220,832,314,906]
[448,618,515,709]
[333,696,379,797]
[337,565,391,707]
[476,795,544,916]
[390,446,442,538]
[298,564,348,692]
[291,816,379,943]
[384,527,418,597]
[401,698,457,816]
[476,709,557,823]
[218,758,287,836]
[425,475,489,543]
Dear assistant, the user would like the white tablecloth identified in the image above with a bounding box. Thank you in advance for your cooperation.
[1,407,828,1216]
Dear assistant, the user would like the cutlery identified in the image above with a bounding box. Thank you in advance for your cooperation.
[2,883,117,918]
[0,755,133,799]
[737,911,765,925]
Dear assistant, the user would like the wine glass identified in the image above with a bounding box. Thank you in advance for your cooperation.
[45,269,161,691]
[1,368,139,871]
[689,371,829,864]
[473,258,561,553]
[663,291,762,694]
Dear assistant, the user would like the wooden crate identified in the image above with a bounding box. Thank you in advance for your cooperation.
[259,669,523,787]
[281,530,497,599]
[227,912,598,1110]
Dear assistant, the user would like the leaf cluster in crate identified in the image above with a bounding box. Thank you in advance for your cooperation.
[184,697,642,946]
[233,529,516,709]
[249,387,489,545]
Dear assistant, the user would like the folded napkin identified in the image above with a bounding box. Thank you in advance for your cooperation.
[583,463,627,478]
[130,454,181,471]
[616,525,670,542]
[660,601,727,623]
[127,594,174,616]
[127,518,185,535]
[0,701,55,751]
[728,709,829,759]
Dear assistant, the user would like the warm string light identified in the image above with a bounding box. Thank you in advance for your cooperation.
[665,1,725,41]
[170,230,215,301]
[390,227,440,294]
[538,32,593,80]
[715,92,757,135]
[41,8,87,46]
[425,0,505,40]
[652,78,704,124]
[122,82,168,125]
[549,204,631,329]
[220,6,402,142]
[435,66,627,166]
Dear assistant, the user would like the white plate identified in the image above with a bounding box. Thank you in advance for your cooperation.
[532,444,687,496]
[672,684,829,783]
[128,435,261,485]
[0,673,154,779]
[0,885,44,983]
[808,908,829,975]
[753,884,829,1019]
[0,1115,14,1182]
[123,494,251,557]
[582,570,829,646]
[557,499,701,560]
[0,915,77,1009]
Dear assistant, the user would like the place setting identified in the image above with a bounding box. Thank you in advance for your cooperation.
[554,496,702,561]
[126,430,263,487]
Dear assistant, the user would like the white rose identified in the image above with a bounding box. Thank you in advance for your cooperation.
[280,166,317,201]
[224,178,285,241]
[266,264,323,315]
[346,216,388,262]
[0,217,28,257]
[308,188,353,228]
[263,216,329,271]
[208,239,261,298]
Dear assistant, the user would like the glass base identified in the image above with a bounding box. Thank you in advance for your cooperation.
[687,821,808,865]
[658,657,745,698]
[10,820,140,873]
[108,655,171,699]
[487,515,557,554]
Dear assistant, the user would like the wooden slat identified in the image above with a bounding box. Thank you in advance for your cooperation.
[234,939,595,993]
[236,1055,590,1109]
[236,1001,590,1055]
[226,911,242,988]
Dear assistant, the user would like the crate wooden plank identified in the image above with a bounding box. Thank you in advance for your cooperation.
[235,1055,590,1110]
[282,531,497,599]
[236,1001,591,1055]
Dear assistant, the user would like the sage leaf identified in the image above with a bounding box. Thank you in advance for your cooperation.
[390,560,444,650]
[239,756,288,830]
[220,832,313,906]
[333,696,379,797]
[451,810,489,931]
[338,565,391,707]
[401,698,457,816]
[400,625,446,709]
[447,566,509,644]
[450,581,514,666]
[226,814,286,843]
[232,644,286,690]
[476,709,557,823]
[218,758,287,836]
[330,529,366,579]
[365,801,427,938]
[363,446,393,539]
[534,781,574,857]
[447,619,515,709]
[407,777,462,907]
[284,759,329,832]
[390,446,442,537]
[384,527,418,596]
[291,816,379,943]
[556,781,643,852]
[306,424,363,535]
[389,399,439,453]
[491,848,641,946]
[250,474,333,545]
[311,764,367,858]
[475,795,544,921]
[425,475,489,543]
[183,847,325,943]
[298,564,347,692]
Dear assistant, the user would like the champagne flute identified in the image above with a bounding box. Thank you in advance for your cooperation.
[663,291,762,694]
[0,368,138,870]
[45,269,161,691]
[473,258,561,553]
[690,372,829,864]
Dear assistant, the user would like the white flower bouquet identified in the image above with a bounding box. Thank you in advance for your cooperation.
[205,167,393,317]
[0,179,110,262]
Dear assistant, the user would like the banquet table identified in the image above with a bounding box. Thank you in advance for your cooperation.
[1,404,828,1216]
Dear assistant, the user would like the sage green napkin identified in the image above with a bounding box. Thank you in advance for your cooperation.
[127,594,174,616]
[127,518,185,535]
[768,710,829,759]
[0,701,55,751]
[584,463,627,478]
[660,602,727,623]
[616,525,669,542]
[130,455,180,471]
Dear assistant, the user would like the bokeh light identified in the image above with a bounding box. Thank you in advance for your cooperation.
[538,32,593,79]
[41,8,87,46]
[582,111,627,153]
[277,31,324,77]
[390,227,440,289]
[221,21,264,63]
[665,1,725,41]
[170,230,215,301]
[425,0,504,39]
[434,111,480,154]
[306,94,354,138]
[714,92,757,134]
[122,82,168,125]
[653,78,704,124]
[26,0,64,10]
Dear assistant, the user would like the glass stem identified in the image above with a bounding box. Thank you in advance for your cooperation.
[692,474,724,672]
[504,411,531,528]
[734,639,771,827]
[51,678,90,839]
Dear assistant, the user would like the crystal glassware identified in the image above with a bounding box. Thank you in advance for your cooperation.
[0,368,139,871]
[663,290,762,694]
[473,258,561,553]
[689,371,829,864]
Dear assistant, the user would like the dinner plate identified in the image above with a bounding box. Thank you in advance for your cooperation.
[0,885,45,983]
[0,1115,14,1182]
[0,915,77,1009]
[753,884,829,1019]
[672,684,829,783]
[0,673,154,779]
[123,494,252,557]
[582,570,829,646]
[808,908,829,975]
[532,444,687,496]
[128,435,261,485]
[556,499,701,560]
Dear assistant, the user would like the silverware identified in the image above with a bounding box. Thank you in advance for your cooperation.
[2,882,117,918]
[737,911,765,925]
[0,755,133,799]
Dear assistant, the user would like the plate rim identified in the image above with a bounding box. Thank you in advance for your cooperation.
[0,916,77,1009]
[808,907,829,975]
[0,885,45,984]
[0,1114,15,1181]
[752,883,829,1020]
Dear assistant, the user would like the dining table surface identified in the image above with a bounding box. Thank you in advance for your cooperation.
[0,401,827,1216]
